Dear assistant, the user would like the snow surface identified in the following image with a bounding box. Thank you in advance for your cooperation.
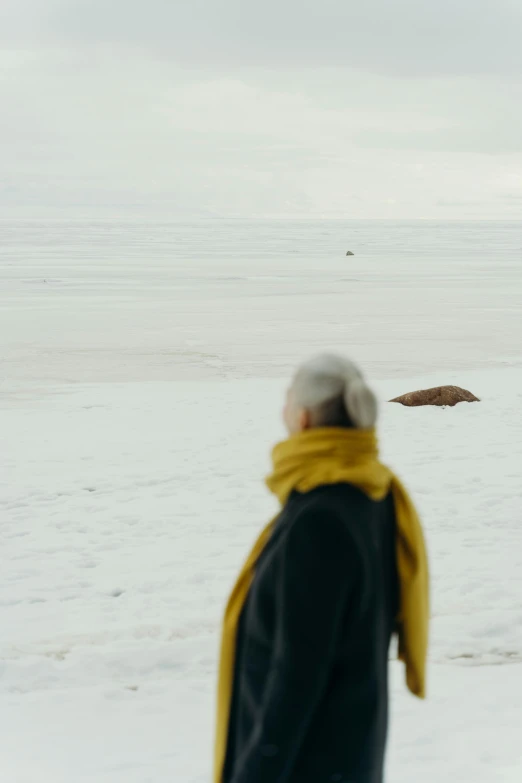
[2,220,522,384]
[2,220,522,781]
[2,371,522,782]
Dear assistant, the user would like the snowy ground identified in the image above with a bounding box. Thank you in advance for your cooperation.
[2,219,522,780]
[2,220,522,384]
[2,369,522,782]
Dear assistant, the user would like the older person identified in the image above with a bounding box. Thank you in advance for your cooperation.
[215,354,429,783]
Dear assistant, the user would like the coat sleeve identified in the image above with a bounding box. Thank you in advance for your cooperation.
[230,508,360,783]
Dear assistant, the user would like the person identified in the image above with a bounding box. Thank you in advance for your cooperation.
[215,354,429,783]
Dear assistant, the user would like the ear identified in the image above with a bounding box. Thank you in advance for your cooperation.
[298,408,312,431]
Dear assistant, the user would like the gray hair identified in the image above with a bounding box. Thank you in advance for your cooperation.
[291,354,378,429]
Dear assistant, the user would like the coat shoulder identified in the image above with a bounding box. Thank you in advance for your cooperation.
[288,482,380,519]
[285,483,395,549]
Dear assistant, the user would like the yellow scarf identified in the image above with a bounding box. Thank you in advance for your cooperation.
[214,427,429,783]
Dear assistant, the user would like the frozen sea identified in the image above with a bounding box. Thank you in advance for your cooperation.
[2,219,522,385]
[1,220,522,782]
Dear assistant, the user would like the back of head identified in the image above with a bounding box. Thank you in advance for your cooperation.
[291,353,378,430]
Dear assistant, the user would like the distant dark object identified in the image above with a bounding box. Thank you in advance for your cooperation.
[390,386,480,408]
[346,251,355,256]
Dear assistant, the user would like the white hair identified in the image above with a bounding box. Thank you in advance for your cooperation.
[291,353,378,429]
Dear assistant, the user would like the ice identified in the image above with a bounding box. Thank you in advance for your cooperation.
[2,372,522,781]
[2,220,522,385]
[2,220,522,781]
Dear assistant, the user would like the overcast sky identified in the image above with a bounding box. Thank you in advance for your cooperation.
[1,0,522,218]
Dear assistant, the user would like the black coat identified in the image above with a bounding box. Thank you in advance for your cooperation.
[223,483,399,783]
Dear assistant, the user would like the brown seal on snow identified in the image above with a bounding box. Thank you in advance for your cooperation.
[390,386,479,407]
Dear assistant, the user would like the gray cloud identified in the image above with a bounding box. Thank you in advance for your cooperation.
[1,0,522,218]
[2,0,522,77]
